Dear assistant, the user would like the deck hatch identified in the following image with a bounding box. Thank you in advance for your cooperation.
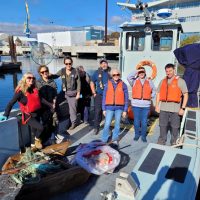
[187,111,196,119]
[185,119,196,132]
[165,154,191,183]
[138,148,165,175]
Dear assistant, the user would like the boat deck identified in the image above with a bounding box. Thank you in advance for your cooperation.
[1,109,199,200]
[51,119,161,200]
[51,108,200,200]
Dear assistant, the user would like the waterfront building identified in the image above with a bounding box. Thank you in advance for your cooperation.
[37,31,86,47]
[37,26,105,47]
[82,26,104,41]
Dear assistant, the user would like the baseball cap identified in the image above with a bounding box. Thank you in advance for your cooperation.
[99,59,108,64]
[138,67,146,73]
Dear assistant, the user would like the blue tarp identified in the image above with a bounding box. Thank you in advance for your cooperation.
[174,43,200,107]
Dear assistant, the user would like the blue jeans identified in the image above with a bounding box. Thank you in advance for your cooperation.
[132,106,150,139]
[102,109,123,143]
[84,106,90,122]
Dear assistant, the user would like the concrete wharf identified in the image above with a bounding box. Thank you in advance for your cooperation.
[0,45,119,58]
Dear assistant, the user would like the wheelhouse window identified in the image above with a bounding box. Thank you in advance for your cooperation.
[126,32,145,51]
[152,31,173,51]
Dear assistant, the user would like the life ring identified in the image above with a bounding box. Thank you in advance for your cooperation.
[136,60,157,80]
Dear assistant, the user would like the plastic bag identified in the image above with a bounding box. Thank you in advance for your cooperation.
[74,140,121,175]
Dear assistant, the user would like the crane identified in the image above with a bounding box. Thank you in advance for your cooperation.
[24,0,31,38]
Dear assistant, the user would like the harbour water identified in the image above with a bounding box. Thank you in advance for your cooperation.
[0,56,119,112]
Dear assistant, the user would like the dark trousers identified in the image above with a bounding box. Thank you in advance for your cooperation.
[39,108,57,143]
[158,111,181,145]
[94,94,103,129]
[78,97,91,122]
[26,115,44,145]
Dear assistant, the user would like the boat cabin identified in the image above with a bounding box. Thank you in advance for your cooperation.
[119,19,183,87]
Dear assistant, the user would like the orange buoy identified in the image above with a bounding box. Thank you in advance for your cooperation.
[136,60,157,80]
[127,105,134,120]
[127,104,154,120]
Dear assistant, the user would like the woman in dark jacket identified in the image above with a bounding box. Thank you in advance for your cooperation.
[49,56,81,130]
[36,65,58,145]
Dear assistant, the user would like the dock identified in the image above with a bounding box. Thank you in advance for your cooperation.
[0,45,119,59]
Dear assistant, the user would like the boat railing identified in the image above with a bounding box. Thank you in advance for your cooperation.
[198,89,200,108]
[175,103,200,149]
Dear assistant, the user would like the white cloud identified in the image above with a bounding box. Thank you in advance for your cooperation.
[0,22,72,37]
[110,15,125,24]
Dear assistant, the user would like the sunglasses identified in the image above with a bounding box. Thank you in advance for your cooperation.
[27,76,35,80]
[112,74,120,77]
[40,70,49,74]
[138,71,145,74]
[65,63,72,65]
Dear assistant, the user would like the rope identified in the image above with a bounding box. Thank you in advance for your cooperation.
[172,133,200,149]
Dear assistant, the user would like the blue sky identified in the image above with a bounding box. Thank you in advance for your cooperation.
[0,0,146,36]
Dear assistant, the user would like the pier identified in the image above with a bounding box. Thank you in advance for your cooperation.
[0,45,119,59]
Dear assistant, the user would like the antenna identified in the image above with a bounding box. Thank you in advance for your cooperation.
[135,0,151,25]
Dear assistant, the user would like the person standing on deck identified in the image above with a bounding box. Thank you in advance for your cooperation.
[77,65,92,124]
[36,65,58,145]
[127,67,156,142]
[156,63,188,145]
[50,56,81,130]
[102,68,128,145]
[0,72,43,150]
[90,59,111,135]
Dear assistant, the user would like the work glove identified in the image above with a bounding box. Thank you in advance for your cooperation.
[0,115,7,121]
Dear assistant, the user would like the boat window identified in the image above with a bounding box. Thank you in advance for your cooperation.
[152,31,173,51]
[126,32,145,51]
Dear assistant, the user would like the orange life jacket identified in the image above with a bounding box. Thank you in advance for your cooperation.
[17,88,41,124]
[132,79,152,100]
[159,76,182,103]
[105,80,125,105]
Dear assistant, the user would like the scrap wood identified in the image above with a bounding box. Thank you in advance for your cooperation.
[1,141,71,175]
[1,154,22,172]
[42,140,71,156]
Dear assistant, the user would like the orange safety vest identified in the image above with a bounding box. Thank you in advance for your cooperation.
[105,80,125,105]
[159,76,182,103]
[132,79,152,100]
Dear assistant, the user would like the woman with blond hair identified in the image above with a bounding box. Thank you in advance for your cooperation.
[0,72,43,150]
[102,68,129,145]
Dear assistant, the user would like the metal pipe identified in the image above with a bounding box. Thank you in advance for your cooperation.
[105,0,108,43]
